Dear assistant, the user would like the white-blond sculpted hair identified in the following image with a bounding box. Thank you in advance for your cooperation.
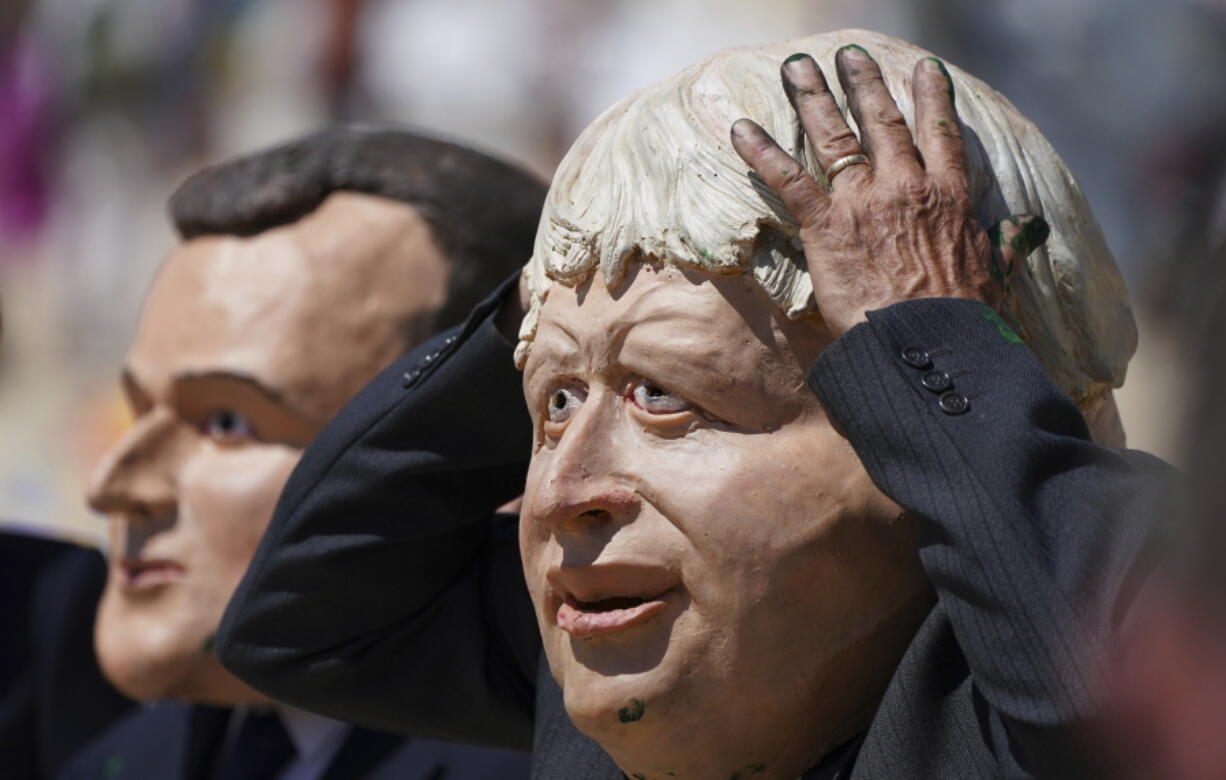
[518,29,1135,438]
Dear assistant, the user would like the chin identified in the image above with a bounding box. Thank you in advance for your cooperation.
[553,639,692,742]
[96,642,192,702]
[95,602,212,702]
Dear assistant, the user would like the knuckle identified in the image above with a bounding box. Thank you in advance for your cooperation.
[776,163,814,197]
[817,126,862,159]
[848,67,884,88]
[900,177,933,204]
[870,105,908,130]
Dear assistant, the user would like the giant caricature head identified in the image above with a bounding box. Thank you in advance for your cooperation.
[88,127,545,704]
[515,30,1135,779]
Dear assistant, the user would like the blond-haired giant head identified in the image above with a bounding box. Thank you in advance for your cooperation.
[516,30,1134,780]
[518,29,1134,421]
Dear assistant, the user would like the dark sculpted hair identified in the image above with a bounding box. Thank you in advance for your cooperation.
[169,125,546,331]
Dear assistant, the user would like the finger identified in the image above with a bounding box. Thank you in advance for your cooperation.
[986,215,1050,286]
[835,44,923,177]
[913,57,968,192]
[731,118,830,224]
[779,53,870,190]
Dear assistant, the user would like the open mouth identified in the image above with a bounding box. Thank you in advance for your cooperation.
[556,590,676,639]
[119,558,185,591]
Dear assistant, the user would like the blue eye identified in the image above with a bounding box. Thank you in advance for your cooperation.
[630,381,691,414]
[547,387,586,423]
[203,409,252,443]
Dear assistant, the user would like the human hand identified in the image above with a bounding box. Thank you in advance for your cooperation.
[730,45,1048,337]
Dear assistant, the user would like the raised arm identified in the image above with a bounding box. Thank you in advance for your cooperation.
[216,276,541,749]
[732,46,1170,774]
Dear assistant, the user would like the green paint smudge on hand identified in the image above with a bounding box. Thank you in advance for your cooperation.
[1009,216,1050,258]
[925,56,955,105]
[839,43,873,61]
[618,698,646,723]
[980,307,1023,344]
[783,52,810,65]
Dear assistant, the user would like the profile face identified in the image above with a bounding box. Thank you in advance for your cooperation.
[89,193,447,703]
[519,261,931,757]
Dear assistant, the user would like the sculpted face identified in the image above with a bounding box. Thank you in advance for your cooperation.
[89,192,448,704]
[519,262,933,778]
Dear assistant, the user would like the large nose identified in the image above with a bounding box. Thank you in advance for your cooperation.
[527,391,640,534]
[87,407,183,521]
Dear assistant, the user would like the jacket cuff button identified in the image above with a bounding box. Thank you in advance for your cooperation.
[920,370,952,392]
[938,391,970,415]
[902,347,932,369]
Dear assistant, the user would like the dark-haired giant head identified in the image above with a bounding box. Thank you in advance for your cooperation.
[87,127,545,703]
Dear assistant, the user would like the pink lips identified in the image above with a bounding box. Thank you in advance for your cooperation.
[556,591,675,639]
[119,558,185,591]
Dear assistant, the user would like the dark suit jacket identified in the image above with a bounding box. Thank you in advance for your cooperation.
[217,279,1170,779]
[59,701,532,779]
[0,533,136,778]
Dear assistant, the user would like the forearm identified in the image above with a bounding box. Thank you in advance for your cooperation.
[217,277,540,748]
[808,298,1171,757]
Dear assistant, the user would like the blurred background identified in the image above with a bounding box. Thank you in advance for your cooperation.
[1,0,1223,542]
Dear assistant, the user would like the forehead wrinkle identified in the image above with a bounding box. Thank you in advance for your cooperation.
[611,281,767,377]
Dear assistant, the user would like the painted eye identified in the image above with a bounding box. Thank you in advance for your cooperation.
[630,381,691,414]
[547,387,586,424]
[203,409,253,443]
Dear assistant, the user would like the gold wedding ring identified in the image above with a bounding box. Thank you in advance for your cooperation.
[824,153,870,185]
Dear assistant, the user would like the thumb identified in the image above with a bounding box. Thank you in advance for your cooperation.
[987,215,1050,287]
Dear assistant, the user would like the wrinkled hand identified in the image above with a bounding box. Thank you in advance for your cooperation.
[731,45,1048,337]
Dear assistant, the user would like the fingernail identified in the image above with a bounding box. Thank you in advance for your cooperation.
[838,43,873,61]
[925,57,955,105]
[783,52,811,66]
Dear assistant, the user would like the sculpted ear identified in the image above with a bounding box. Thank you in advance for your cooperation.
[987,215,1050,289]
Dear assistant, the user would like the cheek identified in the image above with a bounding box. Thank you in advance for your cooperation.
[519,457,558,603]
[178,445,302,582]
[641,419,901,609]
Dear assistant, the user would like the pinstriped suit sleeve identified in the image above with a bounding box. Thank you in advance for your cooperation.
[217,276,540,750]
[807,298,1171,776]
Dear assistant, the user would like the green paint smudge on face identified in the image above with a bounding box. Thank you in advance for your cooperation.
[981,307,1023,344]
[618,698,646,723]
[201,635,215,654]
[730,763,768,779]
[633,774,647,780]
[937,118,949,128]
